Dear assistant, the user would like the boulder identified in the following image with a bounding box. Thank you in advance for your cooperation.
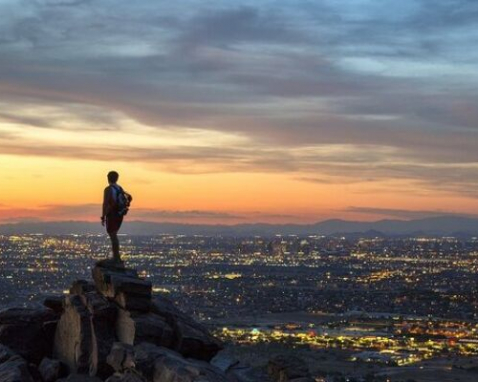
[211,354,239,372]
[92,264,151,299]
[70,280,96,296]
[152,296,223,361]
[211,355,264,382]
[107,342,135,373]
[151,296,196,324]
[134,342,228,382]
[81,292,117,378]
[57,374,103,382]
[0,355,34,382]
[39,357,65,382]
[0,307,59,363]
[0,344,16,363]
[43,295,64,314]
[54,295,93,374]
[225,364,269,382]
[133,343,178,380]
[105,370,144,382]
[116,309,174,348]
[115,291,151,312]
[267,355,309,382]
[54,292,117,378]
[174,319,222,361]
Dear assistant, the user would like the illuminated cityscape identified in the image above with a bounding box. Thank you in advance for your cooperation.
[1,233,478,381]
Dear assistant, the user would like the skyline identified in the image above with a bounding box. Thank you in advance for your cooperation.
[1,0,478,224]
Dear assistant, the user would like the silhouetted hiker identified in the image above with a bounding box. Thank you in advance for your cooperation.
[100,171,132,264]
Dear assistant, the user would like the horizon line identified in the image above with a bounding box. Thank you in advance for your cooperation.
[0,214,476,227]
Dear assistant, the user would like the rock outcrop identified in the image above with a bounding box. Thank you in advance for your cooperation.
[0,307,59,364]
[39,357,66,382]
[92,265,151,300]
[134,342,228,382]
[116,309,174,348]
[106,343,135,373]
[0,260,229,381]
[151,296,223,361]
[0,344,34,382]
[57,375,103,382]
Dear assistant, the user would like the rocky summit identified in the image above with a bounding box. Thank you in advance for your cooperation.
[0,261,309,382]
[0,261,227,382]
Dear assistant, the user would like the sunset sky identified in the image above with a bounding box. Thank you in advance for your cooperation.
[1,0,478,224]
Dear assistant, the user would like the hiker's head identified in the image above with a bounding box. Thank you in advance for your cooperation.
[107,171,119,184]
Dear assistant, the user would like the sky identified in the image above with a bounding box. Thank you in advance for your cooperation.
[1,0,478,224]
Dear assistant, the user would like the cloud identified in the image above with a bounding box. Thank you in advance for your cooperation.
[0,111,54,128]
[177,6,305,49]
[2,125,478,198]
[0,204,99,223]
[0,204,301,223]
[0,204,241,222]
[0,0,477,200]
[40,0,93,7]
[131,209,242,220]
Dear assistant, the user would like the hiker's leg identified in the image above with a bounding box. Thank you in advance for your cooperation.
[106,214,123,262]
[109,231,121,261]
[114,216,123,261]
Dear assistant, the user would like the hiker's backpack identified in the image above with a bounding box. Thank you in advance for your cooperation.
[113,185,131,216]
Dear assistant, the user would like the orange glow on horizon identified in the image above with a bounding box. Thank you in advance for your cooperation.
[1,153,477,225]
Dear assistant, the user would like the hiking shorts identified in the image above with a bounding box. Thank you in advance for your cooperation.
[106,213,123,234]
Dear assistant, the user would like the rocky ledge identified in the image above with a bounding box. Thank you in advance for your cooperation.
[0,261,312,382]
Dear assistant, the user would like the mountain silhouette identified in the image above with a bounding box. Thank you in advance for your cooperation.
[1,215,477,237]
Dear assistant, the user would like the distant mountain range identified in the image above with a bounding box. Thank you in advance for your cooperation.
[1,216,478,237]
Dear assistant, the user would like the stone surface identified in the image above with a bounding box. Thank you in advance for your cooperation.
[115,291,151,312]
[211,354,239,372]
[151,296,223,361]
[70,280,96,296]
[116,309,174,348]
[0,344,16,364]
[0,307,59,363]
[226,364,269,382]
[134,343,228,382]
[211,355,265,382]
[92,264,151,299]
[107,342,135,373]
[53,295,94,374]
[267,355,309,382]
[92,263,136,291]
[54,291,117,378]
[82,291,117,378]
[0,355,34,382]
[105,370,144,382]
[43,295,64,314]
[151,295,191,324]
[39,357,64,382]
[174,319,222,361]
[57,374,103,382]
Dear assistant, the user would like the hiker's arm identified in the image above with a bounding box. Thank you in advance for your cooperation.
[102,187,112,222]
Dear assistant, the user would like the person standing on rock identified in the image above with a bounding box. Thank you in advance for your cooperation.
[101,171,132,263]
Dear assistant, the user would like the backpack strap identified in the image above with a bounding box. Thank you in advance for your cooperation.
[111,185,124,200]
